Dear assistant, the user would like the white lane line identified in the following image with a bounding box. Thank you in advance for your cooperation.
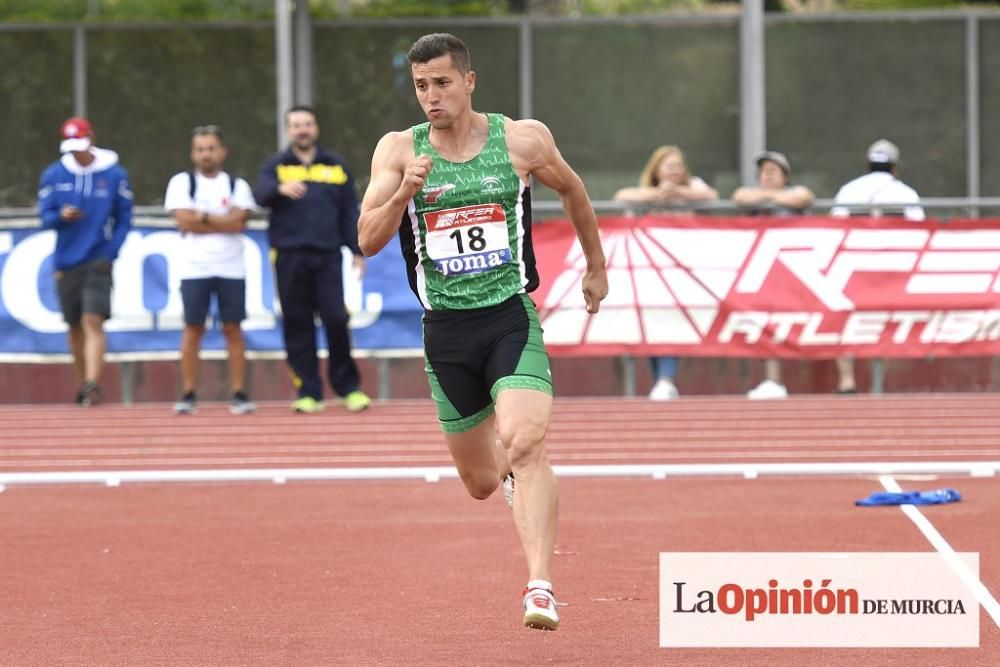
[878,474,1000,629]
[6,450,1000,469]
[2,461,999,485]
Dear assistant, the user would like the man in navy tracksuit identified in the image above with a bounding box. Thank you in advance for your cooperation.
[37,117,133,406]
[254,106,370,413]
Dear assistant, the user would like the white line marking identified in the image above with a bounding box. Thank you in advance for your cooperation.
[6,440,1000,457]
[1,461,999,487]
[4,452,1000,470]
[878,474,1000,629]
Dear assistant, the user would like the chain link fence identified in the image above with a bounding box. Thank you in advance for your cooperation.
[1,12,997,209]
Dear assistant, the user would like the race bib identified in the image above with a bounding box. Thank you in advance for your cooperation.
[423,204,512,277]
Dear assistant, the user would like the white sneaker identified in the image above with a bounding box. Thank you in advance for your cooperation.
[648,378,679,401]
[747,379,789,400]
[523,584,559,630]
[502,473,515,509]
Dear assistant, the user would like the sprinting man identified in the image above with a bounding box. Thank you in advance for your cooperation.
[357,33,608,630]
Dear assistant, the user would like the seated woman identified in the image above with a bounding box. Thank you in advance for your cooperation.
[614,145,719,206]
[614,146,718,401]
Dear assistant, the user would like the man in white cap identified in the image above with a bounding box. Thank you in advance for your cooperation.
[830,139,924,221]
[829,139,924,394]
[37,117,133,405]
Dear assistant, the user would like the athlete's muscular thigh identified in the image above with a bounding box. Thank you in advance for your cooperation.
[495,388,552,468]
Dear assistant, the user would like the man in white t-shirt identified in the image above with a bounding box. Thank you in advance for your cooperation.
[829,139,924,394]
[164,125,257,415]
[831,139,924,221]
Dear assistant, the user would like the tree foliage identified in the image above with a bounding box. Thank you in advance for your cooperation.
[0,0,272,22]
[6,0,994,23]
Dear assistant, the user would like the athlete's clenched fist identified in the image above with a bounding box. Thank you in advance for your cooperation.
[399,154,434,200]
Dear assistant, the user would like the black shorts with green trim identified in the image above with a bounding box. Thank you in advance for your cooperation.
[423,293,553,433]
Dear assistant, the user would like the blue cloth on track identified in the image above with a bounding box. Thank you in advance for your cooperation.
[854,489,962,507]
[855,488,961,506]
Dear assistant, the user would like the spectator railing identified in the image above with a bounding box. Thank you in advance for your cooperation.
[542,197,1000,218]
[4,199,1000,399]
[6,198,1000,224]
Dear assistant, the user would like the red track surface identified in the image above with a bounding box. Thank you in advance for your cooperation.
[1,395,999,663]
[3,394,1000,471]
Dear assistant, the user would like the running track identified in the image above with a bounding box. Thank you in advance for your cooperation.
[2,394,999,664]
[3,394,1000,473]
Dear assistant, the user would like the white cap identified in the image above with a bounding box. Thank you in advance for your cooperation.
[867,139,900,165]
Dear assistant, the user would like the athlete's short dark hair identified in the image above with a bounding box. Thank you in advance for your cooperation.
[407,33,471,74]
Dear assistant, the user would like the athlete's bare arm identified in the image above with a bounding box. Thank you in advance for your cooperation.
[357,130,428,256]
[506,118,608,314]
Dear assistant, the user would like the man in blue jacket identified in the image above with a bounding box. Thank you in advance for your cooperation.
[254,106,370,413]
[38,117,133,406]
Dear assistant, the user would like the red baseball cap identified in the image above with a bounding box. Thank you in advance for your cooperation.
[60,117,94,153]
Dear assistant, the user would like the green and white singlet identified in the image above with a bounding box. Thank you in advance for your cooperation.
[398,113,538,311]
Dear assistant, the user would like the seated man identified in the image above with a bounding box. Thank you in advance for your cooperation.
[733,151,814,400]
[732,150,813,216]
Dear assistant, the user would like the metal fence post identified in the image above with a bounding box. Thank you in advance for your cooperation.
[519,16,533,121]
[377,357,391,400]
[871,358,885,395]
[621,354,636,397]
[275,0,294,149]
[966,14,980,219]
[739,0,765,187]
[73,25,87,117]
[294,0,313,106]
[120,361,134,405]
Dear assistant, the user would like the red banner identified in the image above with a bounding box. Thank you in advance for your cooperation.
[532,216,1000,358]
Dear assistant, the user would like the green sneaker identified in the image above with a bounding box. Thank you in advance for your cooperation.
[343,390,371,413]
[291,396,325,414]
